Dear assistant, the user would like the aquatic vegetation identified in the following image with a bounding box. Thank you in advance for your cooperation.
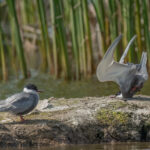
[97,108,129,126]
[0,0,150,80]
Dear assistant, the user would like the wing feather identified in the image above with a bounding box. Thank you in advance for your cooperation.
[0,93,35,114]
[138,52,148,80]
[96,35,136,85]
[119,35,136,63]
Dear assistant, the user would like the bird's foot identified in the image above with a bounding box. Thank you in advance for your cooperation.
[19,115,25,122]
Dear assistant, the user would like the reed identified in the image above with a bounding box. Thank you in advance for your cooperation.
[50,0,70,78]
[121,0,136,62]
[108,0,119,60]
[23,0,36,25]
[91,0,106,53]
[135,0,142,59]
[50,0,58,78]
[76,0,87,77]
[0,23,7,81]
[0,0,150,80]
[142,0,150,67]
[127,1,136,62]
[69,0,80,79]
[142,0,150,52]
[82,0,93,76]
[6,0,28,78]
[37,0,53,73]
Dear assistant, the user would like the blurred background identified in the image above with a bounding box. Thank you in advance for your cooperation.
[0,0,150,99]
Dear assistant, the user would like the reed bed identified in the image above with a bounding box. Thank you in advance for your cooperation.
[0,0,150,81]
[6,0,28,78]
[0,23,7,81]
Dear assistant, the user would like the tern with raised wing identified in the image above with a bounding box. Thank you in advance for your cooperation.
[96,35,148,98]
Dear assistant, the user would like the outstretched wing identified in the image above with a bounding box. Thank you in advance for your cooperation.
[138,52,148,80]
[119,35,137,64]
[96,35,136,86]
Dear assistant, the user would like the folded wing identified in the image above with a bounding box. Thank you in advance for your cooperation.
[0,93,35,114]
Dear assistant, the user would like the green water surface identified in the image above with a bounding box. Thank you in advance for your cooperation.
[0,73,149,100]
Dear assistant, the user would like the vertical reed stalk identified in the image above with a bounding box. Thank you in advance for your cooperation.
[135,0,142,59]
[108,0,119,60]
[128,1,136,62]
[6,0,28,78]
[22,0,33,24]
[142,0,150,52]
[77,0,87,77]
[50,0,58,78]
[49,0,70,78]
[121,0,128,53]
[82,0,93,76]
[142,0,150,67]
[0,24,7,81]
[69,0,80,79]
[91,0,106,53]
[37,0,53,73]
[58,0,70,78]
[121,0,136,62]
[63,0,70,22]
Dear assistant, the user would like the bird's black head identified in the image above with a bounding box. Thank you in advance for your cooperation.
[24,84,38,92]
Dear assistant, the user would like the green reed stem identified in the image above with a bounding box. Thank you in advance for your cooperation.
[50,0,70,79]
[135,0,142,59]
[142,0,150,53]
[82,0,93,76]
[37,0,53,73]
[91,0,106,53]
[77,0,87,77]
[0,24,7,81]
[6,0,28,78]
[108,0,119,60]
[50,0,59,77]
[22,0,35,24]
[121,0,136,62]
[50,0,58,78]
[69,0,80,79]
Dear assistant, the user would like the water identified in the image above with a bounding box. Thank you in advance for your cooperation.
[2,143,150,150]
[0,73,150,100]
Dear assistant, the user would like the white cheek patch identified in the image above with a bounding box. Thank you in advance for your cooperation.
[23,88,36,93]
[23,88,39,100]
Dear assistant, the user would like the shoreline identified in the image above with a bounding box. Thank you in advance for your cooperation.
[0,95,150,147]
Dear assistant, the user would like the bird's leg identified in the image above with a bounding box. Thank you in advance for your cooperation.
[19,115,25,122]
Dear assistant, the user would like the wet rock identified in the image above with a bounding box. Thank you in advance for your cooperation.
[0,95,150,146]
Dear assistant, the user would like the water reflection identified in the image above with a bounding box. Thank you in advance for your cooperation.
[2,143,150,150]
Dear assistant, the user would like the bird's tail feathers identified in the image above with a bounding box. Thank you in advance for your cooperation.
[0,100,9,112]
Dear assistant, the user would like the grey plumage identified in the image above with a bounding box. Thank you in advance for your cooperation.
[0,84,40,120]
[0,92,39,115]
[96,35,148,98]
